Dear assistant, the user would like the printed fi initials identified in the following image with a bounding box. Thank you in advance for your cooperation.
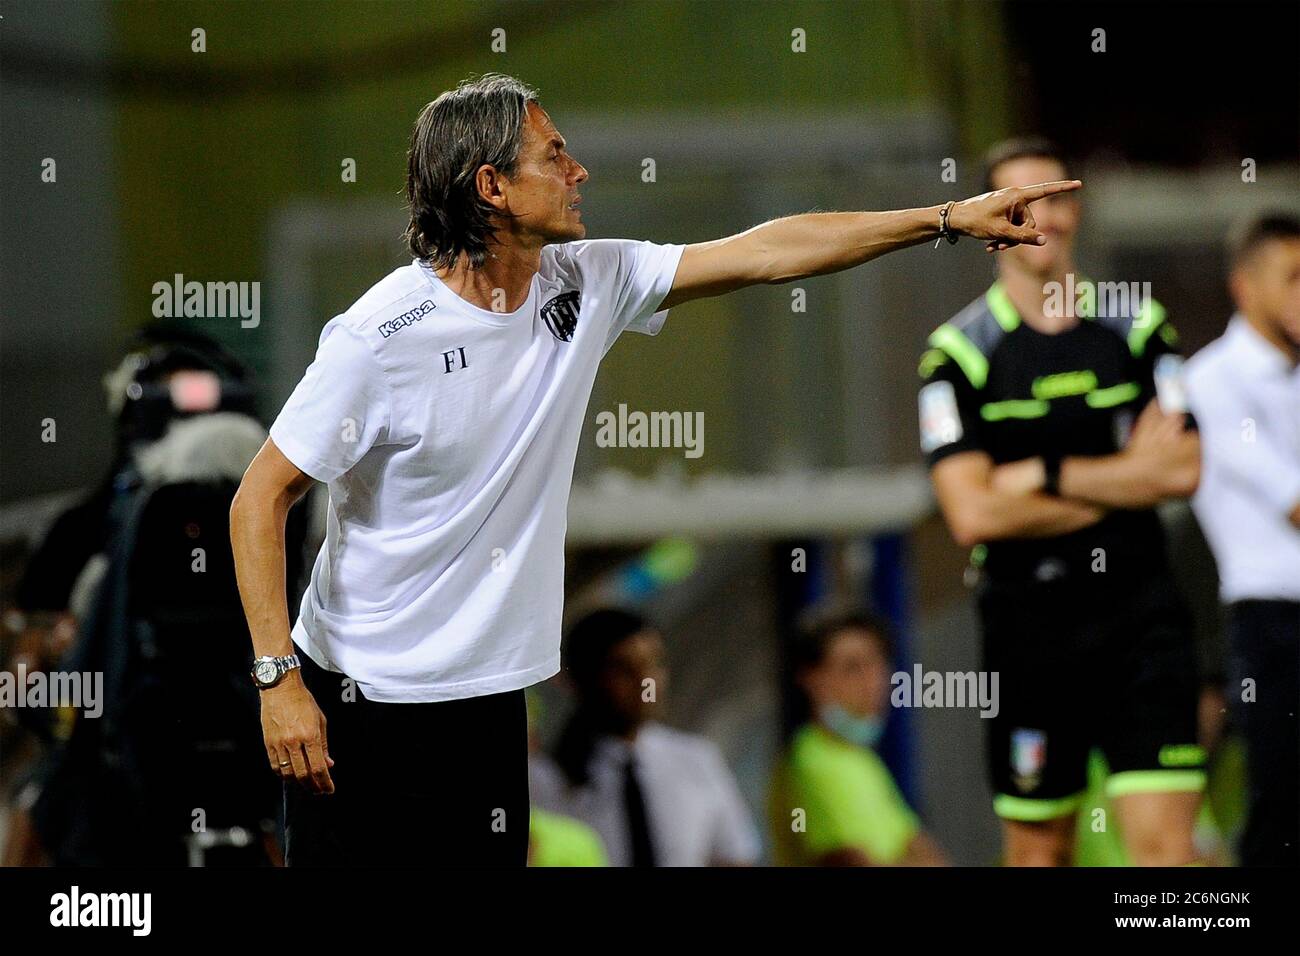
[442,347,468,373]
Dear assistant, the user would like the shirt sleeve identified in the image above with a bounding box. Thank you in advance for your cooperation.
[790,736,920,865]
[918,349,985,468]
[1186,365,1300,518]
[561,238,683,353]
[269,320,392,483]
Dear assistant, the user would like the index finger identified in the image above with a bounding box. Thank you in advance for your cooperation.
[1018,179,1082,201]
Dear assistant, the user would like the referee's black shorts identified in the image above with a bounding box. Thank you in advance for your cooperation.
[283,652,529,866]
[977,568,1205,822]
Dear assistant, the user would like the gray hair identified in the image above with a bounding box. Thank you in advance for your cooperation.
[403,73,541,270]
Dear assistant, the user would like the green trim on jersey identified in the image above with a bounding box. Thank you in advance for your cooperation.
[994,791,1085,821]
[980,398,1050,421]
[983,278,1171,360]
[1128,298,1168,357]
[1032,369,1098,400]
[991,276,1099,332]
[1074,277,1099,319]
[1159,743,1208,768]
[985,282,1021,332]
[1105,769,1206,799]
[928,323,989,389]
[917,347,950,379]
[1085,381,1141,408]
[926,279,1169,394]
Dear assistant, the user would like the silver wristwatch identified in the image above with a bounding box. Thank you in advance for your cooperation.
[250,653,301,690]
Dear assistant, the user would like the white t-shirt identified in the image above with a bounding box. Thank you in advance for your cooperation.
[269,239,685,702]
[1185,316,1300,603]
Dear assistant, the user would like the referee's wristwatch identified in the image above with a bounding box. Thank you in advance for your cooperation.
[251,653,301,690]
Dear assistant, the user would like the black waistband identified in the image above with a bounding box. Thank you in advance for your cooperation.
[979,513,1168,585]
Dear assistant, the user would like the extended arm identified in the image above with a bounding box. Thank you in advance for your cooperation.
[660,181,1082,310]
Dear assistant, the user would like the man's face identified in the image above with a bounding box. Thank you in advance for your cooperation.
[1232,238,1300,349]
[801,629,891,720]
[498,102,588,246]
[598,630,667,730]
[990,155,1081,276]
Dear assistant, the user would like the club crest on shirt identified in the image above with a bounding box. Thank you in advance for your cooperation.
[541,290,581,342]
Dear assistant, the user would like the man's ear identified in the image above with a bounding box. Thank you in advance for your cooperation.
[475,163,509,211]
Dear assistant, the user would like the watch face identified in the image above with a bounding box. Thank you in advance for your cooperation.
[255,661,279,685]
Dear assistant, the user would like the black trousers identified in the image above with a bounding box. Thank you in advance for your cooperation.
[283,652,529,866]
[1227,599,1300,867]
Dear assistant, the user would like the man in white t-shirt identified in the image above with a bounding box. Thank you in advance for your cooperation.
[230,72,1080,866]
[1184,212,1300,866]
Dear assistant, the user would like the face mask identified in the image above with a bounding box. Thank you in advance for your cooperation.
[819,703,883,749]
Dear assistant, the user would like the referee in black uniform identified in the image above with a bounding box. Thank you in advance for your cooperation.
[919,138,1205,866]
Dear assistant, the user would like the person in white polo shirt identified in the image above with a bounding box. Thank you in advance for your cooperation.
[229,72,1083,866]
[1184,211,1300,867]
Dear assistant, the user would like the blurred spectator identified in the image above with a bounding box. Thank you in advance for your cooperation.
[530,608,760,866]
[525,690,607,866]
[1185,211,1300,867]
[767,609,947,866]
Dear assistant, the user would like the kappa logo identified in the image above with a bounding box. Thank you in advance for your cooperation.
[378,299,435,338]
[541,290,580,342]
